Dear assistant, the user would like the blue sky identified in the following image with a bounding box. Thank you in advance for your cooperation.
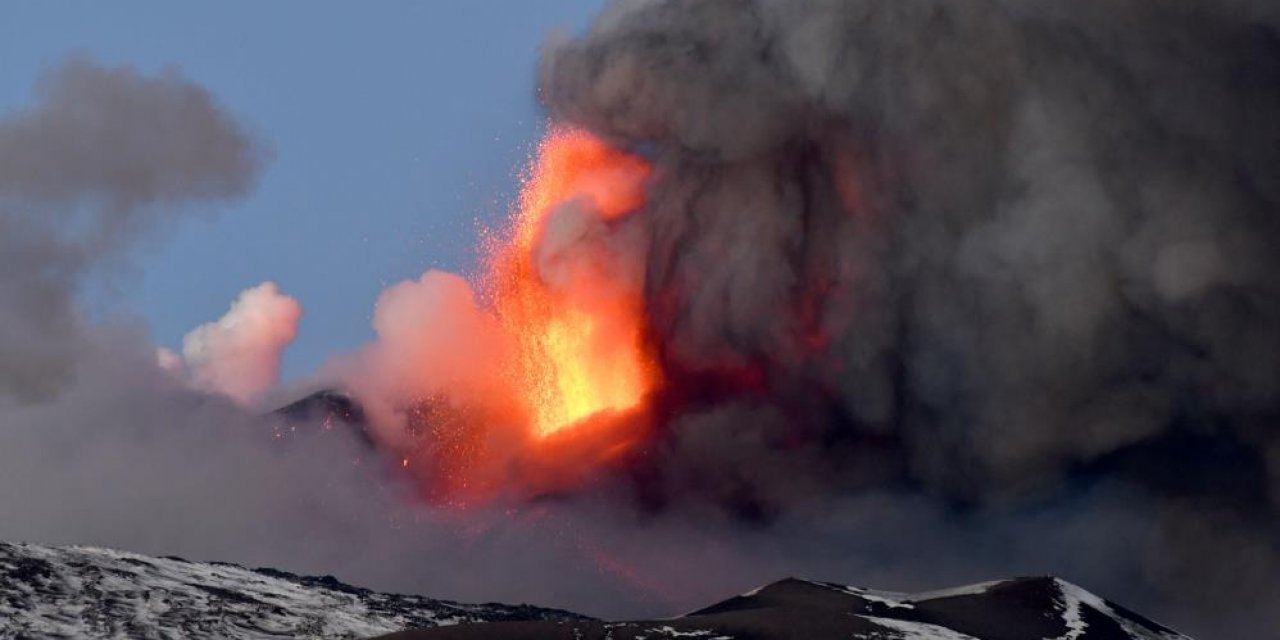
[0,1,604,380]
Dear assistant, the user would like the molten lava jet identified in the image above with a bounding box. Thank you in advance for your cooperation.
[352,126,662,504]
[485,127,658,441]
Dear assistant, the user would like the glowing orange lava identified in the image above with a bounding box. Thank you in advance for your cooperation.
[487,127,657,438]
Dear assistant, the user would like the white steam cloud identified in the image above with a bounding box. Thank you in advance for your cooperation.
[166,281,302,405]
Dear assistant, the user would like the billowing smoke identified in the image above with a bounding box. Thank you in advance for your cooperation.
[539,0,1280,504]
[333,270,514,424]
[164,281,302,405]
[527,0,1280,636]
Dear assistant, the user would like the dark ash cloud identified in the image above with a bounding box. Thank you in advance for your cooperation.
[539,1,1280,637]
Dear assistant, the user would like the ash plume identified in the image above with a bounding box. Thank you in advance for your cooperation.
[536,0,1280,636]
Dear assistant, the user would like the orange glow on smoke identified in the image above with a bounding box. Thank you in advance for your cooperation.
[488,127,657,439]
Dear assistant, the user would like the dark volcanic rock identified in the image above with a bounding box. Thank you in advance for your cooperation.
[270,389,377,449]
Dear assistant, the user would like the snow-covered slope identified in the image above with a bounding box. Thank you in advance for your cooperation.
[381,576,1195,640]
[0,541,1195,640]
[0,542,582,639]
[809,577,1194,640]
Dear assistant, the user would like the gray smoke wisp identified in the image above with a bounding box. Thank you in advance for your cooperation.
[0,56,265,402]
[537,0,1280,637]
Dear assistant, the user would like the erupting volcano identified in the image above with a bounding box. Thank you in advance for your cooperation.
[4,1,1280,637]
[356,126,668,503]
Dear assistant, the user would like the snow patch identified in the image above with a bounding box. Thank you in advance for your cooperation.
[827,584,916,609]
[642,625,732,639]
[816,578,1007,610]
[1051,578,1194,640]
[861,615,981,640]
[908,579,1007,602]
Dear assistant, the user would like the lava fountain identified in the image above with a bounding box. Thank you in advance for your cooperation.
[485,126,658,441]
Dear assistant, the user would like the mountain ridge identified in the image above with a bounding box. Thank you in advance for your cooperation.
[377,575,1193,640]
[0,541,583,639]
[0,541,1194,640]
